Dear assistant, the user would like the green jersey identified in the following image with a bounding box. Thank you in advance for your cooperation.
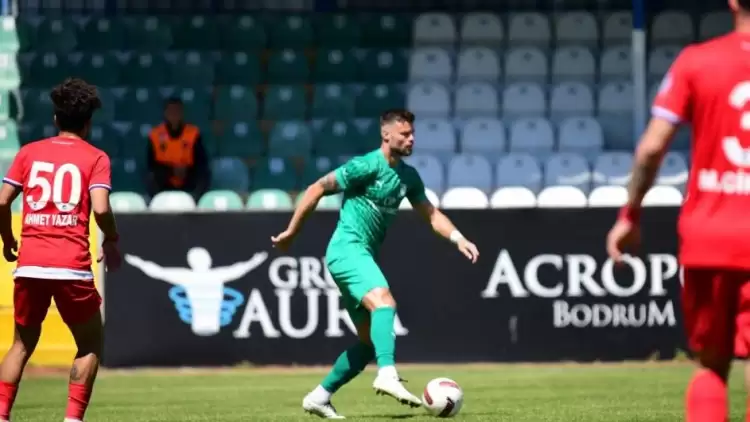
[326,149,428,256]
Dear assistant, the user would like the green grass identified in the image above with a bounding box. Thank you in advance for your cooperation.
[9,363,749,421]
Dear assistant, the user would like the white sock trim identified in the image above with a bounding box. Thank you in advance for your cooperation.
[311,385,332,402]
[378,365,398,378]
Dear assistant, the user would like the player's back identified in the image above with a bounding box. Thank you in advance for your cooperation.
[4,136,110,279]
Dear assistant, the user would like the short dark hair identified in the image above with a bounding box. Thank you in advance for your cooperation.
[380,109,415,125]
[164,97,183,108]
[50,78,101,133]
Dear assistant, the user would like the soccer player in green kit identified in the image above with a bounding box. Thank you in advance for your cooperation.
[271,109,480,419]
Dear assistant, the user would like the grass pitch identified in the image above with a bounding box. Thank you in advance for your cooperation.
[10,363,748,421]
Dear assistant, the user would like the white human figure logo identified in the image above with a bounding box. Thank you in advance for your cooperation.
[125,247,268,335]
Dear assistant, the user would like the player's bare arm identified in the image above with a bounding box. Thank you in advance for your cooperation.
[91,187,122,271]
[0,183,19,262]
[413,201,479,263]
[607,118,679,262]
[272,171,339,252]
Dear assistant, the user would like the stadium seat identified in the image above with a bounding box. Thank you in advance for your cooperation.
[215,52,262,85]
[509,118,554,156]
[315,14,361,48]
[441,187,489,209]
[460,118,506,154]
[489,187,537,209]
[0,90,9,121]
[496,153,543,193]
[555,12,598,47]
[0,53,19,90]
[197,190,244,211]
[454,82,499,118]
[252,157,297,191]
[536,186,587,208]
[220,15,267,50]
[447,154,493,193]
[68,53,119,87]
[78,17,126,51]
[360,14,412,48]
[543,153,592,194]
[88,124,121,159]
[657,152,689,191]
[603,12,633,45]
[642,185,683,207]
[0,121,19,159]
[109,192,148,212]
[600,46,632,81]
[174,87,211,125]
[314,49,358,83]
[246,189,294,210]
[111,157,146,194]
[598,82,635,149]
[593,152,632,187]
[558,117,604,157]
[149,191,196,212]
[262,85,307,120]
[210,157,250,192]
[504,47,548,85]
[172,15,219,50]
[587,185,628,207]
[407,82,450,117]
[268,121,313,157]
[215,85,258,121]
[298,155,335,187]
[413,118,455,157]
[311,84,355,119]
[413,13,456,45]
[218,121,264,158]
[651,11,694,45]
[356,84,405,117]
[29,53,69,88]
[115,87,162,122]
[124,16,173,51]
[551,46,596,85]
[456,47,501,83]
[35,18,77,53]
[508,12,550,47]
[648,46,681,83]
[700,11,732,41]
[269,14,314,48]
[502,83,546,121]
[405,154,445,194]
[360,49,408,83]
[549,82,595,124]
[399,187,439,209]
[409,47,452,82]
[119,53,168,86]
[460,13,503,45]
[313,120,362,156]
[170,51,214,88]
[352,119,381,152]
[267,49,309,84]
[301,191,342,210]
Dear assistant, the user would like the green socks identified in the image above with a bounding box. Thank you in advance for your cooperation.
[370,306,396,367]
[320,342,375,393]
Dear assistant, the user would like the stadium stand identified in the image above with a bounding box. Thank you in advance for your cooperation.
[7,2,733,210]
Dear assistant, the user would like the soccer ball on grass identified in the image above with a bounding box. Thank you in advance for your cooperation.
[422,377,463,418]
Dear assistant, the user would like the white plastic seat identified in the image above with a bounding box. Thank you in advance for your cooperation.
[652,11,694,45]
[413,13,457,45]
[555,12,598,46]
[441,187,489,209]
[508,117,554,155]
[504,47,548,84]
[460,117,506,153]
[600,46,632,81]
[537,186,587,208]
[413,118,455,158]
[700,11,732,41]
[543,153,592,193]
[149,191,196,212]
[400,188,440,209]
[549,82,594,123]
[446,154,493,193]
[588,185,628,207]
[558,117,603,155]
[502,83,546,120]
[460,12,503,45]
[598,82,635,149]
[593,152,632,187]
[405,154,445,194]
[648,45,681,82]
[409,47,453,82]
[490,187,537,208]
[603,12,633,45]
[495,153,543,193]
[454,82,499,118]
[551,46,596,84]
[657,151,689,191]
[642,185,683,206]
[407,82,450,117]
[508,12,551,47]
[456,47,500,82]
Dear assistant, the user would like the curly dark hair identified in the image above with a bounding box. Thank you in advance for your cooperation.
[49,78,102,133]
[380,109,415,126]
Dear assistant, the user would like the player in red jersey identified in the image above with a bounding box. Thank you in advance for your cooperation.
[0,78,121,422]
[606,1,750,420]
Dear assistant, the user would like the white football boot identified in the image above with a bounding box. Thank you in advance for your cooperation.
[372,368,422,408]
[302,393,345,419]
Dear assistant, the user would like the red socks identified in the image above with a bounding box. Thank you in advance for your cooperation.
[686,369,728,422]
[0,382,18,420]
[65,383,92,421]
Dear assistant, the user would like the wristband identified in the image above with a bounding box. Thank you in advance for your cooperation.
[618,206,641,225]
[449,230,464,244]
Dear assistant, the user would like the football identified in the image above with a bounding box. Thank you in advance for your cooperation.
[422,377,464,418]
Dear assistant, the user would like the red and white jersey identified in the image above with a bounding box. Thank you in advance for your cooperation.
[3,136,111,280]
[653,32,750,269]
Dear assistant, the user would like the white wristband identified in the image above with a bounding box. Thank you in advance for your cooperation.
[449,230,464,244]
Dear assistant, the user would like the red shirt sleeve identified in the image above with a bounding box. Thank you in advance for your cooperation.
[652,46,694,124]
[3,147,25,187]
[89,153,111,191]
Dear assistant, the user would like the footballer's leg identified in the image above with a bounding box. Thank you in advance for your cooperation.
[55,280,103,422]
[682,268,738,422]
[734,276,750,421]
[0,278,50,422]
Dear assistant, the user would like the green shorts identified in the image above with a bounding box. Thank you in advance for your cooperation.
[326,248,389,326]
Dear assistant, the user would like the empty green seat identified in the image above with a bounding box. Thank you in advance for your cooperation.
[172,16,219,50]
[313,120,362,155]
[88,124,121,158]
[315,14,361,48]
[269,121,312,157]
[169,51,214,87]
[354,119,381,151]
[0,17,20,53]
[115,88,162,122]
[218,121,264,158]
[17,122,56,145]
[110,192,147,212]
[298,155,336,186]
[92,88,116,125]
[171,87,211,125]
[262,85,306,120]
[111,158,146,193]
[267,49,309,84]
[314,49,358,83]
[119,53,168,86]
[220,16,267,50]
[198,190,244,211]
[67,53,119,87]
[361,14,412,48]
[356,84,405,117]
[124,16,173,51]
[215,85,258,121]
[16,18,33,53]
[215,52,261,86]
[150,191,196,212]
[0,54,19,90]
[35,18,77,53]
[360,49,408,83]
[0,121,20,159]
[269,14,313,48]
[311,84,355,118]
[252,158,297,190]
[210,158,250,192]
[29,53,69,88]
[78,18,126,51]
[246,189,293,210]
[0,91,10,121]
[297,190,342,210]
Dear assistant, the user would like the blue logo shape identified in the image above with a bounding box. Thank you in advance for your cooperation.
[168,285,246,328]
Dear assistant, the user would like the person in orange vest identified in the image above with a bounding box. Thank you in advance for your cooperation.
[146,97,210,201]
